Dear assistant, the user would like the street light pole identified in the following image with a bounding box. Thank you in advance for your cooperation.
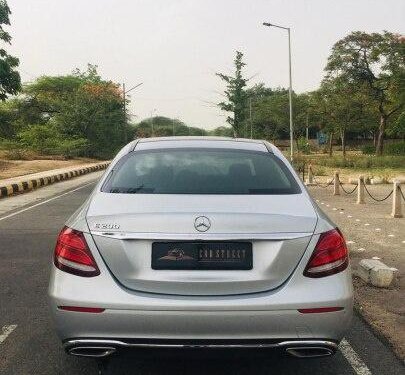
[263,22,294,162]
[122,82,143,143]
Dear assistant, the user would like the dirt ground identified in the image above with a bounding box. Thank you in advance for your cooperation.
[0,158,98,180]
[308,184,405,360]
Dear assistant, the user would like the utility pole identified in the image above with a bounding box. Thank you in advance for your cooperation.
[263,22,294,162]
[122,82,143,143]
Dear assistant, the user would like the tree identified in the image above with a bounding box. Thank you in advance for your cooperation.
[216,51,248,136]
[0,0,21,100]
[325,31,405,155]
[21,65,126,158]
[319,77,376,156]
[133,116,207,138]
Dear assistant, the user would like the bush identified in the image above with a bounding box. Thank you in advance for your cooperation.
[297,137,311,154]
[0,139,29,160]
[384,142,405,156]
[361,145,375,155]
[17,124,89,158]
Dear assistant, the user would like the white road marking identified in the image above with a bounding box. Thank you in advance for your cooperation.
[364,223,370,226]
[402,240,405,244]
[347,241,355,244]
[326,204,330,207]
[0,325,17,345]
[375,228,381,231]
[356,219,361,222]
[339,211,344,214]
[388,234,395,237]
[0,181,95,222]
[339,338,372,375]
[347,215,353,218]
[355,248,366,252]
[333,207,337,210]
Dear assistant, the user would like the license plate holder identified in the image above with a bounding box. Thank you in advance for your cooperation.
[152,242,252,270]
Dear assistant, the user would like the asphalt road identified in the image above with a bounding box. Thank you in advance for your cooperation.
[0,178,404,375]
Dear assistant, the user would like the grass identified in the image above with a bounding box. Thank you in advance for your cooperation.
[292,151,405,180]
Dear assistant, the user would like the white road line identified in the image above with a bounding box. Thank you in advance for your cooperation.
[347,215,353,218]
[0,325,17,345]
[375,228,381,231]
[0,181,95,222]
[388,234,395,237]
[339,338,372,375]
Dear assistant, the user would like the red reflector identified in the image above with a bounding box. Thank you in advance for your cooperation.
[298,307,344,314]
[58,306,105,313]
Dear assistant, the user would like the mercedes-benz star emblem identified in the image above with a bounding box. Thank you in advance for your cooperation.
[194,216,211,232]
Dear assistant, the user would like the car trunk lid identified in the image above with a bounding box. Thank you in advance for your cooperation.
[87,193,317,296]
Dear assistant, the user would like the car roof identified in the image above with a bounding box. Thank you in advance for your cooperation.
[135,136,272,152]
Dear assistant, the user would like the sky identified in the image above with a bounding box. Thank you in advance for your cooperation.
[6,0,405,130]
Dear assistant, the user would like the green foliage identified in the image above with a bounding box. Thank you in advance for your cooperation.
[216,51,248,136]
[133,116,207,138]
[325,31,405,155]
[0,138,27,159]
[208,126,234,137]
[19,65,125,159]
[297,137,311,154]
[17,124,88,158]
[0,0,21,100]
[300,154,405,169]
[384,142,405,156]
[361,145,375,155]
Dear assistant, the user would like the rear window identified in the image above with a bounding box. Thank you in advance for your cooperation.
[102,148,301,195]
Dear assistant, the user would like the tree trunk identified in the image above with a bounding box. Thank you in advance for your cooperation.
[328,132,333,156]
[375,114,387,156]
[340,129,346,157]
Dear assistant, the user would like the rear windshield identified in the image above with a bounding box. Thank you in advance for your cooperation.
[102,148,301,195]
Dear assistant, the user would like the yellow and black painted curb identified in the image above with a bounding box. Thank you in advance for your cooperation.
[0,162,110,199]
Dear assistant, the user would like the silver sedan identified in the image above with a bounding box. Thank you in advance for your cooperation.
[48,137,353,364]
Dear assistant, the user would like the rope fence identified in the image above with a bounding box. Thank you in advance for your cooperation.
[363,184,394,202]
[300,163,404,218]
[339,181,358,195]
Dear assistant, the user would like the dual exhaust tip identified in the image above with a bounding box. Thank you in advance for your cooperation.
[68,345,334,359]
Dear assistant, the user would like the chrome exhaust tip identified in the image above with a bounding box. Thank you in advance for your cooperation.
[68,346,117,358]
[285,346,334,358]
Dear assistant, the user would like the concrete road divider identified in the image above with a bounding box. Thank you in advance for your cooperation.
[0,162,109,198]
[355,259,398,288]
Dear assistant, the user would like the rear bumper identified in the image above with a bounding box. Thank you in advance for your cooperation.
[51,305,352,344]
[63,337,338,358]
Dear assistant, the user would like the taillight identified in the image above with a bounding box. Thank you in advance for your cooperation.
[54,226,100,277]
[304,229,348,278]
